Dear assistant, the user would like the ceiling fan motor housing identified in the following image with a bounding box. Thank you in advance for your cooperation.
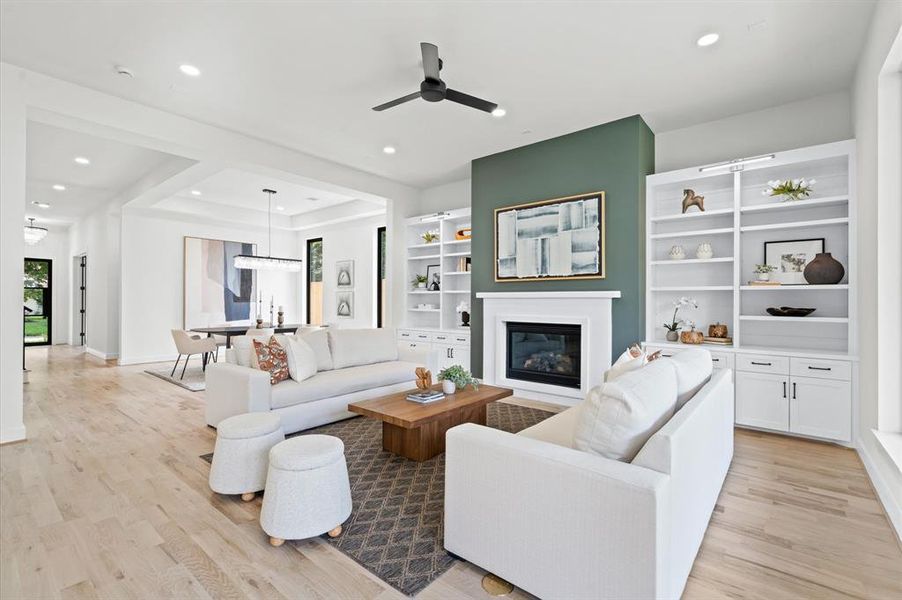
[420,79,446,102]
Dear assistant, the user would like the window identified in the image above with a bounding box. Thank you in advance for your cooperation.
[24,258,52,346]
[306,238,323,325]
[377,226,386,327]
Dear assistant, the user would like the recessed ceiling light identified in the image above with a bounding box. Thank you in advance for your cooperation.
[696,33,720,47]
[491,107,506,118]
[52,184,66,191]
[179,64,201,77]
[382,146,396,155]
[276,205,285,211]
[74,156,90,165]
[190,190,202,196]
[32,201,51,209]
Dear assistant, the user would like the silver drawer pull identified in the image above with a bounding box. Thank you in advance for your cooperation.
[712,358,720,362]
[751,361,772,366]
[807,366,831,371]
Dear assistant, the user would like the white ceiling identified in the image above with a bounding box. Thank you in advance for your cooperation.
[3,1,875,187]
[25,122,176,226]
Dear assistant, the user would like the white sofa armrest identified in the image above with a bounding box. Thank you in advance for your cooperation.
[397,344,441,374]
[445,424,671,600]
[205,362,271,427]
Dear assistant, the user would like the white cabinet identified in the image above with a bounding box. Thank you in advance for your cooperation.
[790,377,851,442]
[398,329,470,371]
[736,371,789,431]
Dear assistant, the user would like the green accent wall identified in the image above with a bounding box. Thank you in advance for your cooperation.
[470,115,654,377]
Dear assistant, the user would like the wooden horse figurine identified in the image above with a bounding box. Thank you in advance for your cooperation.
[415,367,433,390]
[682,189,705,213]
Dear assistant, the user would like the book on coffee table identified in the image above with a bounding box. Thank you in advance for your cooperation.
[406,391,445,403]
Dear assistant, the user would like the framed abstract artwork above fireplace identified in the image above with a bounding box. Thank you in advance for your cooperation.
[494,190,605,282]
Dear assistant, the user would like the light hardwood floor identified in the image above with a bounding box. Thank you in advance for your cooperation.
[2,346,900,599]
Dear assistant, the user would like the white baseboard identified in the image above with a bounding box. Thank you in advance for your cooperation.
[85,347,118,361]
[0,425,27,444]
[858,435,902,540]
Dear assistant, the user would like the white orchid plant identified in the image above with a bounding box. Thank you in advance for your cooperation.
[764,178,816,201]
[664,296,698,333]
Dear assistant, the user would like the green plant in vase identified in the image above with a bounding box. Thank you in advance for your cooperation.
[421,228,440,243]
[412,274,428,289]
[754,264,777,282]
[764,178,815,201]
[437,364,478,394]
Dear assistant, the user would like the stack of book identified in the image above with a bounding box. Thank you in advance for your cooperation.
[456,257,472,272]
[703,336,733,345]
[747,280,781,286]
[406,390,445,403]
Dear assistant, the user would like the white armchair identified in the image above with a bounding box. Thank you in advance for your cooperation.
[170,329,219,379]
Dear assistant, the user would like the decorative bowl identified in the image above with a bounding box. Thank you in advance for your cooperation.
[766,306,816,317]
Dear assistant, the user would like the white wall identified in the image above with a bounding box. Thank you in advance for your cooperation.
[25,228,70,346]
[118,210,302,365]
[418,179,471,215]
[655,91,853,171]
[0,64,27,442]
[852,2,902,536]
[299,214,386,329]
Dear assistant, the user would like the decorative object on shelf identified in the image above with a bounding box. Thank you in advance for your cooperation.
[803,252,845,284]
[679,321,704,344]
[412,274,427,289]
[437,364,479,394]
[336,291,354,318]
[707,322,728,338]
[23,218,48,245]
[695,242,713,260]
[669,245,686,260]
[754,263,777,282]
[456,301,471,327]
[764,238,825,285]
[681,189,705,213]
[663,296,697,341]
[455,227,472,240]
[421,228,440,244]
[277,306,285,327]
[426,264,441,291]
[184,236,256,329]
[336,260,354,288]
[766,306,817,317]
[234,189,303,272]
[414,367,433,390]
[495,191,605,281]
[456,256,472,272]
[764,178,816,201]
[748,280,782,286]
[703,336,733,345]
[416,303,438,309]
[256,317,265,328]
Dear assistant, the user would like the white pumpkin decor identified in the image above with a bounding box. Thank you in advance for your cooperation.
[696,242,714,260]
[669,245,686,260]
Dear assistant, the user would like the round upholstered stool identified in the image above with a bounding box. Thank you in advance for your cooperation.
[260,435,352,547]
[209,413,284,502]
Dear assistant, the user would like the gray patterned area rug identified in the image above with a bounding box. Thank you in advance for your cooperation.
[201,402,553,596]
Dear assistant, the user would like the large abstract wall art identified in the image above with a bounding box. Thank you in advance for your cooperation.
[184,236,256,328]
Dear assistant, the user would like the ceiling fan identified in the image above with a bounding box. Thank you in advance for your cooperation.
[372,42,499,114]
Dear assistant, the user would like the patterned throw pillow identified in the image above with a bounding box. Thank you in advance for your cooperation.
[252,336,290,384]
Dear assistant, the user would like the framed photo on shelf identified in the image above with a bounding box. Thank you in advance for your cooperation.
[494,191,605,282]
[764,238,824,285]
[425,264,441,291]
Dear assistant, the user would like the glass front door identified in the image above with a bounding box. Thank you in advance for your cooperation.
[24,258,52,346]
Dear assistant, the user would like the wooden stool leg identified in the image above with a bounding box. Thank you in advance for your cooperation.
[269,537,284,547]
[327,525,342,538]
[241,492,255,502]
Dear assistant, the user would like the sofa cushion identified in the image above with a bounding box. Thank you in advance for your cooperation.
[284,336,317,382]
[329,328,399,369]
[270,360,418,410]
[297,329,333,371]
[573,358,678,462]
[252,336,290,385]
[604,345,647,382]
[517,403,583,449]
[232,334,272,368]
[665,348,713,409]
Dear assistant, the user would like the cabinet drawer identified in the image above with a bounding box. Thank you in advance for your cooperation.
[790,357,851,381]
[710,351,734,370]
[450,333,470,346]
[412,331,432,342]
[398,329,415,340]
[736,353,789,375]
[432,332,451,343]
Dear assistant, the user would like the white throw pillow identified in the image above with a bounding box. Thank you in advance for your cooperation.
[232,334,271,368]
[284,336,317,382]
[666,347,713,409]
[329,328,399,369]
[298,329,333,371]
[574,358,678,462]
[604,345,647,382]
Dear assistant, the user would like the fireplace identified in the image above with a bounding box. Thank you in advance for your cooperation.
[506,322,581,389]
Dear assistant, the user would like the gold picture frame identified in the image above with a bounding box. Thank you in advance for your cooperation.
[494,190,606,282]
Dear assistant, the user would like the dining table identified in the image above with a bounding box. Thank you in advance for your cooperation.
[189,323,319,348]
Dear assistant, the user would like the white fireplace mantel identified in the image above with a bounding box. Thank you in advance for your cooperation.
[477,290,621,405]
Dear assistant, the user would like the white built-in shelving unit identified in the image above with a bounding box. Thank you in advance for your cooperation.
[644,139,857,445]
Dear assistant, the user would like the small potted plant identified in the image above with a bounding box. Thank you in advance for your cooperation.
[663,296,697,342]
[437,364,478,394]
[411,274,428,289]
[763,178,816,202]
[754,264,777,282]
[421,228,440,244]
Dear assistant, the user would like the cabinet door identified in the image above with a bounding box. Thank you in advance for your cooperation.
[735,371,789,431]
[434,344,454,371]
[790,377,851,442]
[448,345,470,371]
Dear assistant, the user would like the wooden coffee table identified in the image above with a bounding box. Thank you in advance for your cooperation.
[347,384,513,461]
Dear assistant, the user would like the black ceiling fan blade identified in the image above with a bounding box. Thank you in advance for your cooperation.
[420,42,440,81]
[372,91,421,111]
[445,89,498,113]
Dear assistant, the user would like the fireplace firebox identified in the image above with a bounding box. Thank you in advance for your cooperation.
[505,322,581,389]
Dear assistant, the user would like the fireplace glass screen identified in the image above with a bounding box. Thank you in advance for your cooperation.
[506,322,581,389]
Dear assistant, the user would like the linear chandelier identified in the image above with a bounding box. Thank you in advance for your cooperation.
[234,188,303,272]
[24,218,48,245]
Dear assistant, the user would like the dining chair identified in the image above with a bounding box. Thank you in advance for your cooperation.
[170,330,219,379]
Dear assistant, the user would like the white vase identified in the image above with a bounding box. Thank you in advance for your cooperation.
[669,245,686,260]
[757,273,770,282]
[696,242,713,260]
[442,380,456,394]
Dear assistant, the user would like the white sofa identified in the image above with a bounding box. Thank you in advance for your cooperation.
[444,364,734,600]
[205,328,438,434]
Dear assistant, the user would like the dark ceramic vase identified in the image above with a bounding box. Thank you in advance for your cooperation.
[803,252,844,284]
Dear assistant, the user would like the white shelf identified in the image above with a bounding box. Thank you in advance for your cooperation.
[444,251,471,257]
[443,271,471,276]
[651,257,734,266]
[649,227,733,240]
[740,195,848,213]
[409,308,440,313]
[645,340,856,361]
[408,290,439,294]
[408,254,441,260]
[444,239,471,245]
[650,286,732,292]
[739,315,849,323]
[739,217,849,233]
[740,284,849,291]
[650,208,733,222]
[407,242,443,249]
[442,290,471,293]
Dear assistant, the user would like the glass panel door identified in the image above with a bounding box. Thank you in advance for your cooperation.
[377,226,386,327]
[306,238,323,325]
[24,258,52,346]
